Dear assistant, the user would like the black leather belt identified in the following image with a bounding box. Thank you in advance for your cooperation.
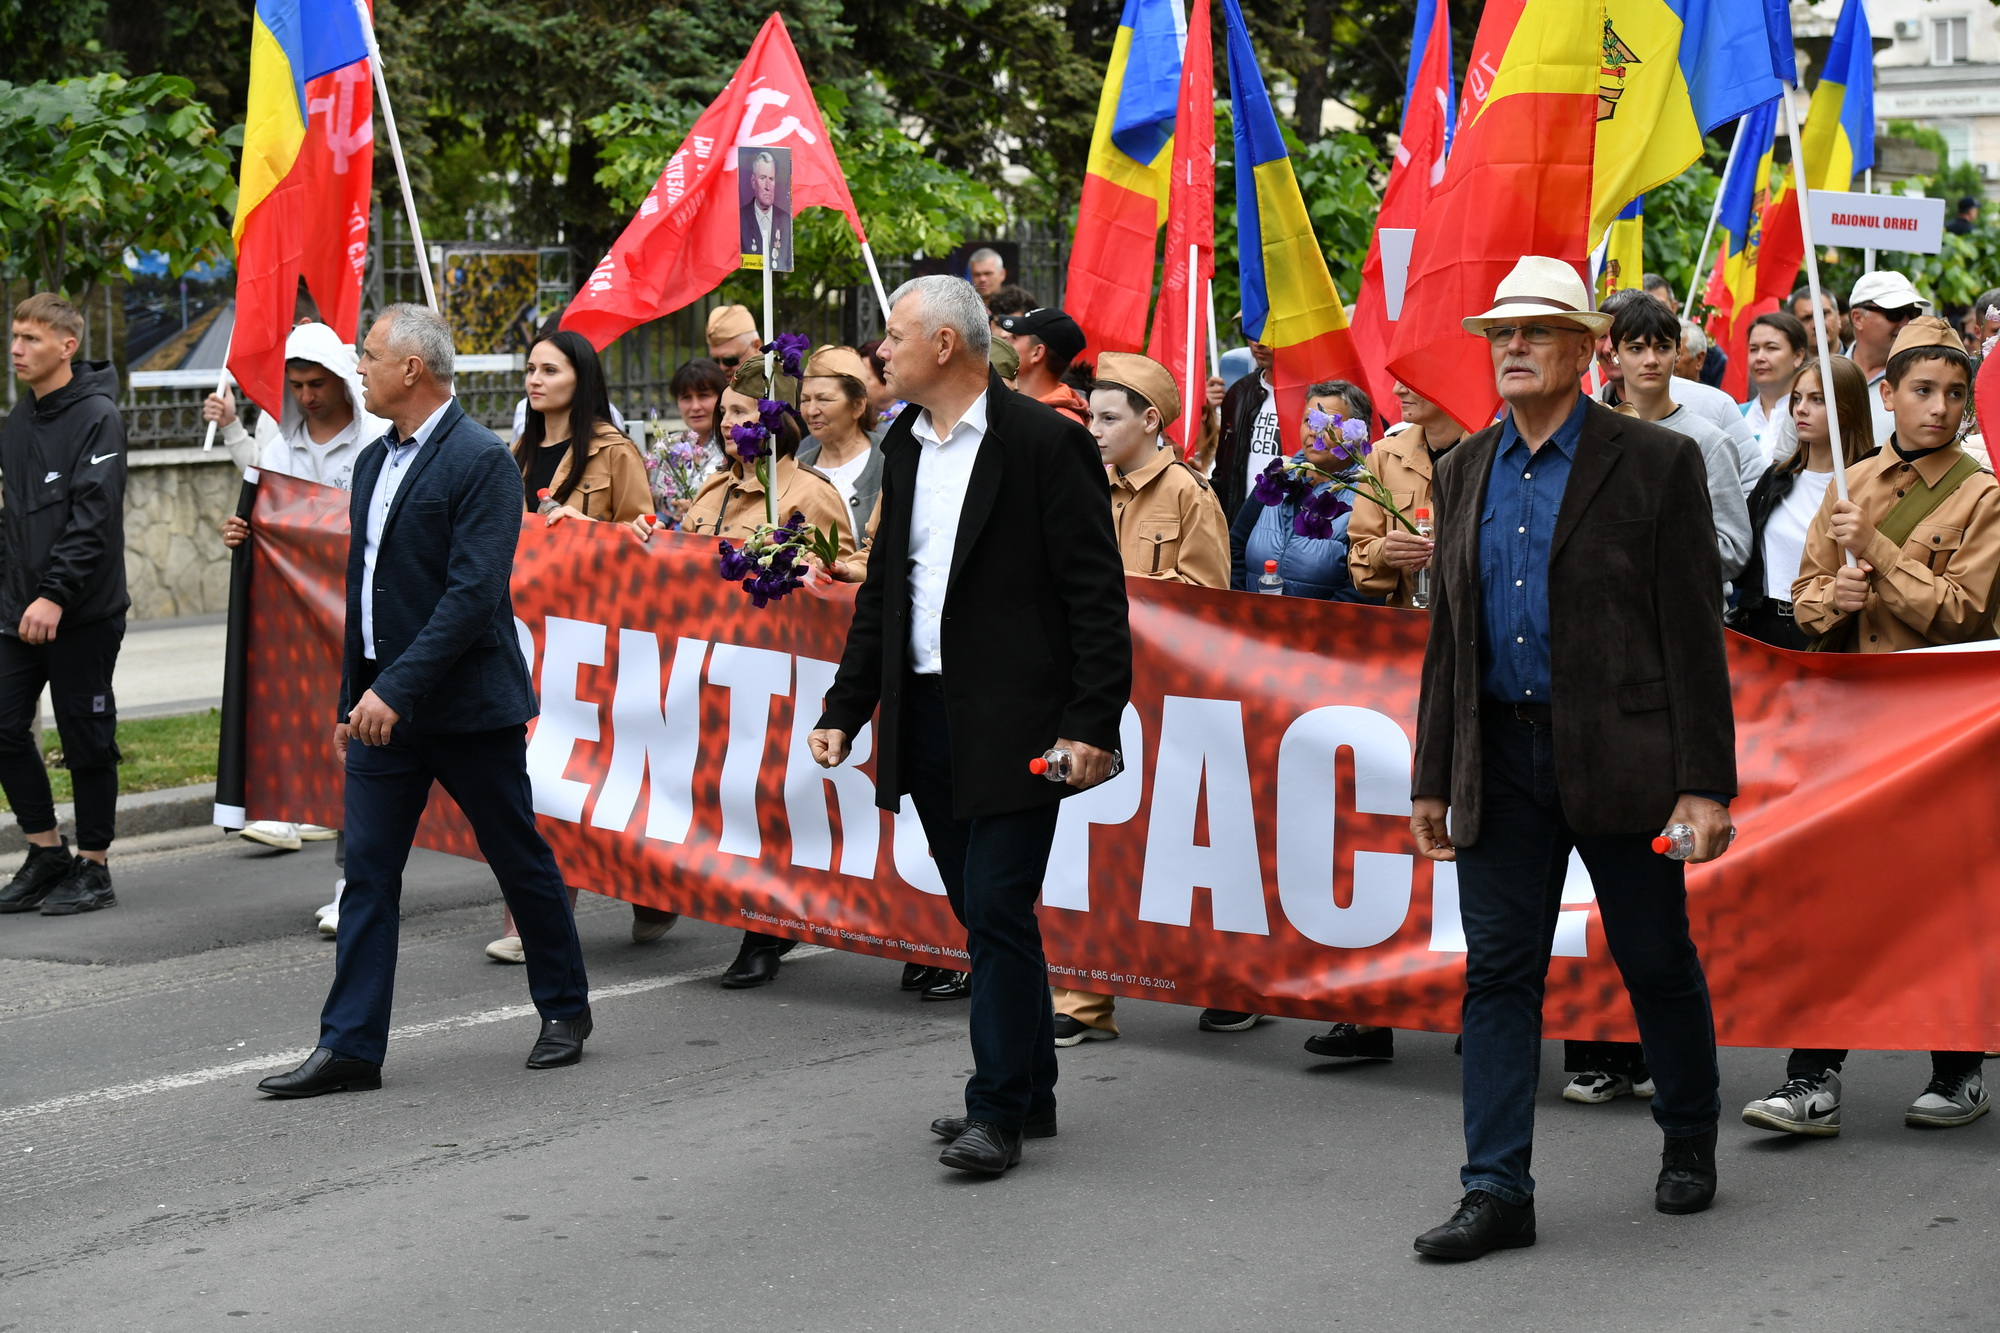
[1766,599,1794,619]
[1485,697,1552,725]
[907,672,947,694]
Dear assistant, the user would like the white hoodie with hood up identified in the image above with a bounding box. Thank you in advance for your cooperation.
[222,322,388,491]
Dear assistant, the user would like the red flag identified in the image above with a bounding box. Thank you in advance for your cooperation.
[1349,0,1456,430]
[562,14,865,351]
[1385,0,1593,434]
[1143,0,1213,457]
[297,54,373,341]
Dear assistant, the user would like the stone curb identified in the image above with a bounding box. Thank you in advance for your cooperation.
[0,781,219,854]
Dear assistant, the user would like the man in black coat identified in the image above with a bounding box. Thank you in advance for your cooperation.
[1406,258,1737,1259]
[258,304,593,1098]
[810,275,1132,1176]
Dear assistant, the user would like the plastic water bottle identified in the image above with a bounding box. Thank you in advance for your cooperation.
[536,487,561,516]
[1029,748,1072,782]
[1257,559,1285,595]
[1412,508,1434,610]
[1653,823,1738,860]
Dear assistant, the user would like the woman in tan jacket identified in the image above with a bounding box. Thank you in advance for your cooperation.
[1345,379,1461,607]
[510,330,652,526]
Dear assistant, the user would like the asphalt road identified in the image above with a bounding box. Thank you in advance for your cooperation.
[1,833,1994,1332]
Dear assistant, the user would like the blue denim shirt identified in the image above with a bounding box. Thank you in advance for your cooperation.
[1479,395,1587,703]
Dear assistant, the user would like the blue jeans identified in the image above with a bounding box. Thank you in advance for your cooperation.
[903,676,1060,1133]
[1455,711,1720,1204]
[323,722,590,1064]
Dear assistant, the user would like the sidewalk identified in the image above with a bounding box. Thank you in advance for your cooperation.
[85,612,228,721]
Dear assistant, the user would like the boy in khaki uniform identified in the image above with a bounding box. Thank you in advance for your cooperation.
[1050,352,1237,1046]
[1742,317,1998,1138]
[1348,380,1461,606]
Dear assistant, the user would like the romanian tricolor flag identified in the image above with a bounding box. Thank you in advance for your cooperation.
[1603,196,1645,296]
[1701,102,1780,398]
[1389,0,1783,431]
[1753,0,1870,315]
[1222,0,1361,452]
[231,0,370,416]
[1065,0,1185,356]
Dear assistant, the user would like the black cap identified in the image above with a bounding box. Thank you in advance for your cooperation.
[995,308,1086,366]
[1961,196,1980,212]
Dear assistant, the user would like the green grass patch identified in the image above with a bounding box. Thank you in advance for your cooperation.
[1,708,222,809]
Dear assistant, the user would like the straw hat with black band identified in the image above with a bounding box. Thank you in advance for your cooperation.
[1461,256,1612,338]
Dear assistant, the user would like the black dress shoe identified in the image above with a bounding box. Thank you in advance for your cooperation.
[931,1108,1058,1141]
[257,1047,382,1098]
[526,1011,593,1069]
[920,969,970,1001]
[720,942,792,988]
[900,962,934,991]
[1303,1023,1394,1060]
[1412,1190,1536,1260]
[1655,1126,1718,1214]
[937,1119,1022,1175]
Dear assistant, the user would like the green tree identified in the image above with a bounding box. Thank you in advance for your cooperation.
[0,73,237,314]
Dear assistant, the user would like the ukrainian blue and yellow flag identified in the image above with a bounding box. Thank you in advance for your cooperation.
[1064,0,1186,354]
[1604,196,1645,294]
[1591,0,1786,249]
[1798,0,1874,190]
[1222,0,1361,449]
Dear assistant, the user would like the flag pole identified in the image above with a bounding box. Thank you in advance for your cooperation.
[200,354,232,452]
[1684,118,1748,318]
[1205,279,1221,377]
[351,0,437,311]
[1863,166,1876,273]
[1780,81,1855,564]
[1182,244,1200,458]
[762,258,776,528]
[858,241,894,332]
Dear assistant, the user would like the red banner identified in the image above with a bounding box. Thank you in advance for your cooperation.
[245,472,2000,1051]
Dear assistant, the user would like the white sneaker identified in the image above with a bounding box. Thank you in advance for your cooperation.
[240,821,303,852]
[296,825,339,842]
[314,879,344,935]
[1906,1071,1991,1128]
[1742,1069,1842,1136]
[485,934,526,965]
[1562,1071,1642,1104]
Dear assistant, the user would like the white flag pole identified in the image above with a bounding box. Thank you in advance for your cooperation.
[1181,244,1200,458]
[858,241,894,331]
[762,258,776,528]
[1684,117,1748,317]
[351,0,437,311]
[1863,165,1876,273]
[1205,279,1221,377]
[1780,82,1855,567]
[200,357,232,452]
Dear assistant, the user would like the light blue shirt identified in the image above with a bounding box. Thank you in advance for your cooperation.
[361,398,452,660]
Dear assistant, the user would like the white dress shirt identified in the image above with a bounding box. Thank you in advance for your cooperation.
[361,398,453,661]
[906,391,989,675]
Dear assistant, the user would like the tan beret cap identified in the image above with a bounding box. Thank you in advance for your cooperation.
[988,336,1019,380]
[1094,350,1182,427]
[804,344,871,383]
[1888,314,1965,360]
[706,304,758,342]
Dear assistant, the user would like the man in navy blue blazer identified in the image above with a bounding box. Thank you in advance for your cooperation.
[259,304,592,1098]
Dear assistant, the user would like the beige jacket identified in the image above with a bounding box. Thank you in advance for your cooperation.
[1793,442,2000,651]
[682,455,857,559]
[517,422,653,524]
[1347,425,1445,607]
[1108,445,1230,587]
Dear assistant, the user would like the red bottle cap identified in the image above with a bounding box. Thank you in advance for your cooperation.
[1264,560,1278,573]
[1416,507,1431,520]
[1650,835,1672,855]
[537,488,552,500]
[644,513,660,527]
[1028,757,1049,775]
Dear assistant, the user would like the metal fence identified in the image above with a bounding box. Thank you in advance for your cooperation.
[120,213,1071,447]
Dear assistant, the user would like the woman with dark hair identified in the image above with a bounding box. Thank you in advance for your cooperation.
[670,356,729,456]
[1733,354,1877,649]
[486,332,671,964]
[1741,310,1810,473]
[1232,380,1380,601]
[512,330,651,526]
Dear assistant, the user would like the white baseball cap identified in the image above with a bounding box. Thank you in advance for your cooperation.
[1848,270,1933,315]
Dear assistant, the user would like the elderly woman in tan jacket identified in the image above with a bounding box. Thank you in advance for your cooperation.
[511,330,652,527]
[1345,378,1462,607]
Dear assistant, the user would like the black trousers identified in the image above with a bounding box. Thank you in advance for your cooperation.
[0,615,123,851]
[903,675,1060,1133]
[323,720,590,1065]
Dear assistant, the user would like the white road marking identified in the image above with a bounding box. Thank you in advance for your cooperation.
[0,946,831,1125]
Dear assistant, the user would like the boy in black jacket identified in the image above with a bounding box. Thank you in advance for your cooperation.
[0,293,128,915]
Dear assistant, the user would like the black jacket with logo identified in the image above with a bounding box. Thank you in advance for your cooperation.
[0,361,129,632]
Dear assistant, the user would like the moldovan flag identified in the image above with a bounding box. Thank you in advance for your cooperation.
[1144,0,1213,457]
[1701,102,1781,399]
[1348,0,1456,430]
[1222,0,1360,453]
[561,14,865,351]
[1603,196,1645,294]
[1388,0,1783,431]
[1753,0,1869,315]
[1068,0,1186,356]
[230,0,371,416]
